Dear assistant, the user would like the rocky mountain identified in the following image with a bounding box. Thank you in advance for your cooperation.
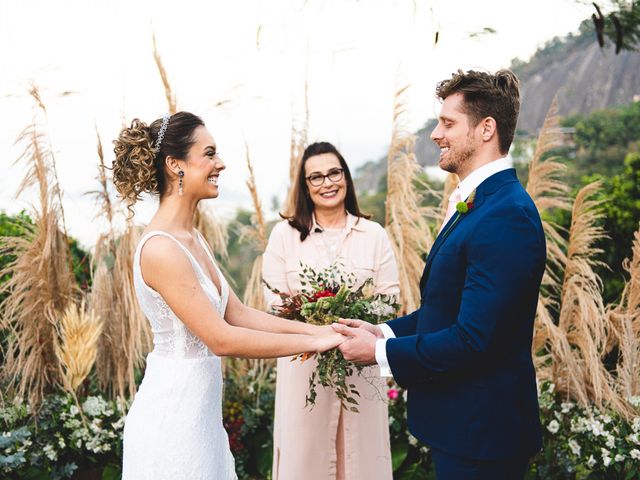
[355,25,640,193]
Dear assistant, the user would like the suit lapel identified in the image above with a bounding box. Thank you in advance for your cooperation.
[418,168,519,299]
[419,210,466,293]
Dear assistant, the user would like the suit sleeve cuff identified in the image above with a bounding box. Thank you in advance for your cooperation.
[379,323,396,339]
[375,338,393,377]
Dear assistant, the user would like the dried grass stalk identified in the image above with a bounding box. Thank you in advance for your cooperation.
[609,223,640,403]
[527,99,572,376]
[152,33,177,114]
[283,80,309,217]
[0,98,76,408]
[195,206,229,261]
[552,182,626,412]
[55,300,102,393]
[241,144,268,310]
[385,85,436,314]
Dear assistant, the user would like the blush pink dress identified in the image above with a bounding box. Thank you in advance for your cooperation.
[262,214,399,480]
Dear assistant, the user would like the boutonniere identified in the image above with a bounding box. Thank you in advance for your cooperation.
[439,189,477,240]
[455,189,476,215]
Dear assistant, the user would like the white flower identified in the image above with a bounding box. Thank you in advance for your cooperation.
[2,432,11,438]
[630,449,640,460]
[605,433,616,449]
[554,411,563,421]
[69,405,80,417]
[615,454,625,462]
[601,448,612,467]
[587,455,596,468]
[547,383,555,394]
[569,439,581,456]
[589,418,605,437]
[603,455,611,467]
[43,443,57,461]
[628,433,640,445]
[547,420,560,434]
[82,396,108,417]
[632,417,640,433]
[628,396,640,408]
[408,434,419,446]
[561,402,575,413]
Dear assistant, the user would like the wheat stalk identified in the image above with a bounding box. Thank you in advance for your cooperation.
[55,300,103,393]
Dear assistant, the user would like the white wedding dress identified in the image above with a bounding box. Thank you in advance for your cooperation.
[122,230,237,480]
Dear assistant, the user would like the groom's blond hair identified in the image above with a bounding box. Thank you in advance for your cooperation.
[435,69,520,155]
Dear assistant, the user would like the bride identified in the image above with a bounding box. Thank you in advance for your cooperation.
[112,112,343,479]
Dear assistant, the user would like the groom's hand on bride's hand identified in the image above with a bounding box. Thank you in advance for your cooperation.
[331,323,377,366]
[338,318,384,339]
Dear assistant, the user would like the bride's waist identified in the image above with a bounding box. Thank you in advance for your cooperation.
[147,349,220,363]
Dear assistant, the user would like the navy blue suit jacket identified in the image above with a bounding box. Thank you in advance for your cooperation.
[385,168,545,461]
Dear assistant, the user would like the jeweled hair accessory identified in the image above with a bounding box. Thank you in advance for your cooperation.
[154,113,171,152]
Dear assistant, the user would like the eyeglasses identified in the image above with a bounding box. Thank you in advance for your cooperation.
[305,168,344,187]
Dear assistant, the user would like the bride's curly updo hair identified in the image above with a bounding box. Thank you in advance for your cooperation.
[112,111,204,216]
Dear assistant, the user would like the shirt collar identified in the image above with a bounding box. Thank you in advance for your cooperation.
[452,157,512,202]
[311,212,366,234]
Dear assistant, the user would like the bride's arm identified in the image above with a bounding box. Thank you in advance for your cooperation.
[141,237,341,358]
[224,289,325,335]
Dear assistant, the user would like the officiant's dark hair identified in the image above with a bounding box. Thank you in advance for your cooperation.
[435,69,520,155]
[282,142,370,242]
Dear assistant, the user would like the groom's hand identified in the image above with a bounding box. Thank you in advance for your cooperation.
[331,323,377,366]
[339,318,384,339]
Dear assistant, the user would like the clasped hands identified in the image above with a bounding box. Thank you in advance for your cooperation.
[329,318,382,366]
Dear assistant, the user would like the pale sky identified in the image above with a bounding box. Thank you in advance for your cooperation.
[0,0,598,248]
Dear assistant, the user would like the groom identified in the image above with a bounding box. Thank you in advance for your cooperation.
[333,69,545,479]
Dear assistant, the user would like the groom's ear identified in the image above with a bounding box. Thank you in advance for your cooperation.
[480,117,497,143]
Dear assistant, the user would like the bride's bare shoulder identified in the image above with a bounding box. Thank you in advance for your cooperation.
[139,235,194,289]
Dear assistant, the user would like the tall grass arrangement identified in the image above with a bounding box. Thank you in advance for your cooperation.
[385,85,436,313]
[89,130,152,399]
[609,224,640,403]
[0,87,76,408]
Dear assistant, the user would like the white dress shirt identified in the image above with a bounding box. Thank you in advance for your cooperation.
[375,157,513,377]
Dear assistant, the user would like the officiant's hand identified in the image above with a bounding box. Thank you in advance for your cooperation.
[331,323,377,366]
[338,318,384,339]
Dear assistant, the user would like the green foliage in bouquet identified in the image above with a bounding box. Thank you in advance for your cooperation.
[267,263,399,412]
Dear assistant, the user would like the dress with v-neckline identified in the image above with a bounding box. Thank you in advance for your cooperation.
[122,228,237,479]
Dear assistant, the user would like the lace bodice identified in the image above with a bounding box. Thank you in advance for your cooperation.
[133,230,229,359]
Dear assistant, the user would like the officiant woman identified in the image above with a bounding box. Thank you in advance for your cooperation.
[262,141,399,480]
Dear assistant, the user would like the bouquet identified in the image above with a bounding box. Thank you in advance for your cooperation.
[267,263,399,412]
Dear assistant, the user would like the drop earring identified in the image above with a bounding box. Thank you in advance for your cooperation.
[178,170,184,196]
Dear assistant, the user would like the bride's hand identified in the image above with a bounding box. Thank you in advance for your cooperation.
[313,329,345,353]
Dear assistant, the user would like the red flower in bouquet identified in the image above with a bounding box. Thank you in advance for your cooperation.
[307,289,336,302]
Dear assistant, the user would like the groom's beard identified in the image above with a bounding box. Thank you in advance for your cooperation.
[440,135,476,175]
